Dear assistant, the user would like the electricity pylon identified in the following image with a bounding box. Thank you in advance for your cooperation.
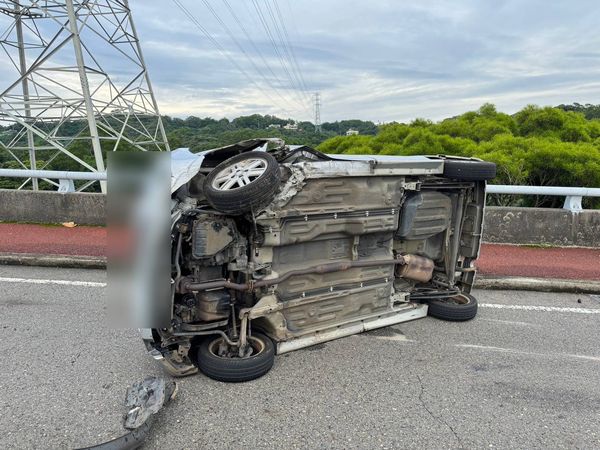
[0,0,169,192]
[314,92,321,133]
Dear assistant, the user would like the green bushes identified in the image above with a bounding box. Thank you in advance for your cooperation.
[316,104,600,208]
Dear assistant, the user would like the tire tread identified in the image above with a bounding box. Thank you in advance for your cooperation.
[443,159,496,181]
[427,293,478,321]
[197,332,275,382]
[204,152,281,215]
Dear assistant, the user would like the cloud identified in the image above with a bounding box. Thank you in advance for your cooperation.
[1,0,599,122]
[139,0,600,121]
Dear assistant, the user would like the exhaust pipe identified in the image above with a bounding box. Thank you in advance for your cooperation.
[396,254,434,283]
[184,254,435,293]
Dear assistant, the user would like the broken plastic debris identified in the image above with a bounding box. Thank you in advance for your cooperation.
[124,376,177,429]
[79,377,177,450]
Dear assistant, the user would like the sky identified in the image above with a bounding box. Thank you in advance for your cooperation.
[3,0,600,123]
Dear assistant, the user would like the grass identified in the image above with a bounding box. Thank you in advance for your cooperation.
[521,243,558,249]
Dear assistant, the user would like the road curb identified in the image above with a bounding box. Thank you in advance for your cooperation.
[0,252,106,269]
[1,253,599,294]
[475,275,600,294]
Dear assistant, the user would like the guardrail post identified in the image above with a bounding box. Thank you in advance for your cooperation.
[563,196,582,212]
[58,179,75,193]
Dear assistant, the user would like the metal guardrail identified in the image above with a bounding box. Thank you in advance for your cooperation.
[0,169,106,192]
[1,169,599,212]
[486,185,600,212]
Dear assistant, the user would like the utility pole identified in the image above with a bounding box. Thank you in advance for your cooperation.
[314,92,321,133]
[0,1,170,193]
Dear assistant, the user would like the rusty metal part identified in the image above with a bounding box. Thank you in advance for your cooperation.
[183,259,400,293]
[396,254,434,283]
[171,329,237,346]
[238,314,249,357]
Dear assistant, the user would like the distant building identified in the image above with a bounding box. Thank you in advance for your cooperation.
[283,122,298,131]
[267,124,281,129]
[346,129,359,136]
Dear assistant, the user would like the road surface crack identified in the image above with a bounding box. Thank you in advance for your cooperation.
[416,374,463,448]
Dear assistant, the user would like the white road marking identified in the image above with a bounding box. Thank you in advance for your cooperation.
[0,277,598,316]
[0,277,106,288]
[480,303,600,314]
[480,318,536,327]
[456,344,600,363]
[373,334,415,343]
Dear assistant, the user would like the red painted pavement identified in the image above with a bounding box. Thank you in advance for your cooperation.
[475,243,599,281]
[0,223,106,257]
[0,223,598,280]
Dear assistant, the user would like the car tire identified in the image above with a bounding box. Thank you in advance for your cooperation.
[197,332,275,382]
[204,151,281,215]
[427,293,478,321]
[443,159,496,181]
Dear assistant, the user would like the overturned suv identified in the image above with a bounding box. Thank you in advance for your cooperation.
[144,139,496,382]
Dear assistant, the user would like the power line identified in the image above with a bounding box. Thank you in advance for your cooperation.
[284,0,316,103]
[272,0,311,96]
[218,0,308,114]
[249,0,310,112]
[263,0,311,103]
[198,0,307,113]
[171,0,304,118]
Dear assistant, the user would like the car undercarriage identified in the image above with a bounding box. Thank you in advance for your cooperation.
[143,139,495,382]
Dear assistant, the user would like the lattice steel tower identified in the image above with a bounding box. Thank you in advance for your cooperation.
[0,0,169,192]
[314,92,321,133]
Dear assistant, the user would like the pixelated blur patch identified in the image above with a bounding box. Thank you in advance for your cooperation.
[107,152,171,328]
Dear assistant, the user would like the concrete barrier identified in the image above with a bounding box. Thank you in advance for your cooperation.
[483,206,600,247]
[1,191,599,247]
[0,189,105,226]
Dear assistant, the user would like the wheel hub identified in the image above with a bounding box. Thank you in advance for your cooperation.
[211,158,267,191]
[209,336,265,359]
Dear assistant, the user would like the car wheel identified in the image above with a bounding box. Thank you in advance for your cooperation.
[443,159,496,181]
[197,332,275,382]
[427,293,478,321]
[204,151,281,215]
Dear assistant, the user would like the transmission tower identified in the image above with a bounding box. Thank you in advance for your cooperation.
[314,92,321,133]
[0,0,169,193]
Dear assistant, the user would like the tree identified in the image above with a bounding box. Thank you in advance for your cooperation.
[316,103,600,208]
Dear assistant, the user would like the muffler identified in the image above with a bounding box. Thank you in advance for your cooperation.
[396,254,434,283]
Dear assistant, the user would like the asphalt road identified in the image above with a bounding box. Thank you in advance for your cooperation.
[0,266,599,450]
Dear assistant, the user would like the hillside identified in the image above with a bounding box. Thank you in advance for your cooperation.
[162,115,377,151]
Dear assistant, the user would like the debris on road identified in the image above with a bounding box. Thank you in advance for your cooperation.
[80,377,178,450]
